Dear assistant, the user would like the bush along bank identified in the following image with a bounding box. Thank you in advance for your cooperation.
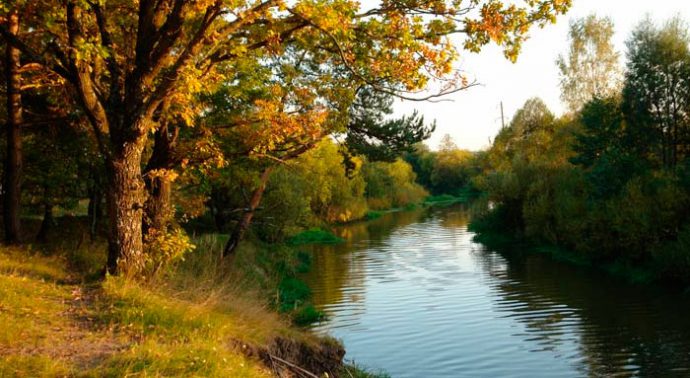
[267,228,393,377]
[469,204,686,290]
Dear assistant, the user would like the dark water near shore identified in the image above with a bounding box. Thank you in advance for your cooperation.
[302,205,690,377]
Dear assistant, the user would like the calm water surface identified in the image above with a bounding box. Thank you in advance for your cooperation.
[302,205,690,377]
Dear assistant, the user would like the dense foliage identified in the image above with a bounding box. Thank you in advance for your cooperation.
[0,0,570,277]
[471,16,690,284]
[208,139,427,243]
[404,135,484,196]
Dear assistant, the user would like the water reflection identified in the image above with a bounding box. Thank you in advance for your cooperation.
[486,249,690,377]
[302,205,690,377]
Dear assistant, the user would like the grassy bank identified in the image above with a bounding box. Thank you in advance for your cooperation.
[362,192,473,222]
[0,246,276,376]
[0,234,388,377]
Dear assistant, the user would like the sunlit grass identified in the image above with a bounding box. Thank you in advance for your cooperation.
[0,355,72,378]
[0,247,70,282]
[0,240,319,377]
[0,249,93,377]
[89,338,268,377]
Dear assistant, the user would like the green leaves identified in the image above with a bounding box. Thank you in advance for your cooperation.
[557,14,622,113]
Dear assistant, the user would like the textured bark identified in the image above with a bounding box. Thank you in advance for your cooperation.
[143,176,173,236]
[105,140,147,276]
[223,167,273,257]
[143,124,177,237]
[3,12,23,244]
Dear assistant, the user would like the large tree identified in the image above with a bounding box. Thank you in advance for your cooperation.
[345,88,435,162]
[557,14,622,113]
[1,0,571,276]
[623,17,690,168]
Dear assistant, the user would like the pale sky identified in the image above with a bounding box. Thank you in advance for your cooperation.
[396,0,690,151]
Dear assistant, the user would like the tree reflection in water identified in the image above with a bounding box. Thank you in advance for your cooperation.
[303,205,690,377]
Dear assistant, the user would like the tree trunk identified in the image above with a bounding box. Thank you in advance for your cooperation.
[143,175,173,237]
[3,12,23,245]
[88,182,103,241]
[36,204,54,243]
[223,167,273,257]
[143,124,177,238]
[105,141,147,276]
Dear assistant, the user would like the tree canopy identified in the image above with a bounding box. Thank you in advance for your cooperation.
[0,0,571,276]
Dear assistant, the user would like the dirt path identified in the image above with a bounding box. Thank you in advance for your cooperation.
[0,271,125,372]
[54,284,125,368]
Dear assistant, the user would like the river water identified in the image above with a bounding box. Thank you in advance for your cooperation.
[302,205,690,377]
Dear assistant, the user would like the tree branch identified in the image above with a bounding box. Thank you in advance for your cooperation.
[87,0,122,109]
[66,0,111,157]
[138,2,223,131]
[288,9,477,102]
[0,25,74,82]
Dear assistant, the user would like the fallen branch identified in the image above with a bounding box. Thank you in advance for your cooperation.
[268,354,320,378]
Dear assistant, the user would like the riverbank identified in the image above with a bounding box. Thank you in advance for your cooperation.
[363,193,473,221]
[0,238,387,377]
[3,200,476,377]
[469,225,690,291]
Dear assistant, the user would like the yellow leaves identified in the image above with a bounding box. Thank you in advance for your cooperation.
[238,85,331,155]
[144,228,196,273]
[264,29,284,54]
[294,0,357,34]
[146,169,180,183]
[189,137,227,171]
[479,2,508,43]
[461,0,570,62]
[336,209,352,223]
[189,0,221,13]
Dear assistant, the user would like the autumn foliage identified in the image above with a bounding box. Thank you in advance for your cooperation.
[0,0,570,277]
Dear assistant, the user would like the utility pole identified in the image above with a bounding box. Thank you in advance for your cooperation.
[500,101,505,130]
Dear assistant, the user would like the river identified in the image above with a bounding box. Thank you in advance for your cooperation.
[301,204,690,377]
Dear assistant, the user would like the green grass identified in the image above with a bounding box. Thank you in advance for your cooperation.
[424,187,479,207]
[233,237,327,326]
[341,361,392,378]
[278,277,312,311]
[89,276,275,377]
[0,249,120,378]
[0,239,343,377]
[286,228,344,246]
[362,203,420,222]
[365,210,384,220]
[424,194,467,206]
[402,203,418,211]
[294,304,327,325]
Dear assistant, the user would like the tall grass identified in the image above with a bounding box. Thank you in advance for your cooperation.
[0,234,328,377]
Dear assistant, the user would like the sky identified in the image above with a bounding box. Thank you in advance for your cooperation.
[397,0,690,151]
